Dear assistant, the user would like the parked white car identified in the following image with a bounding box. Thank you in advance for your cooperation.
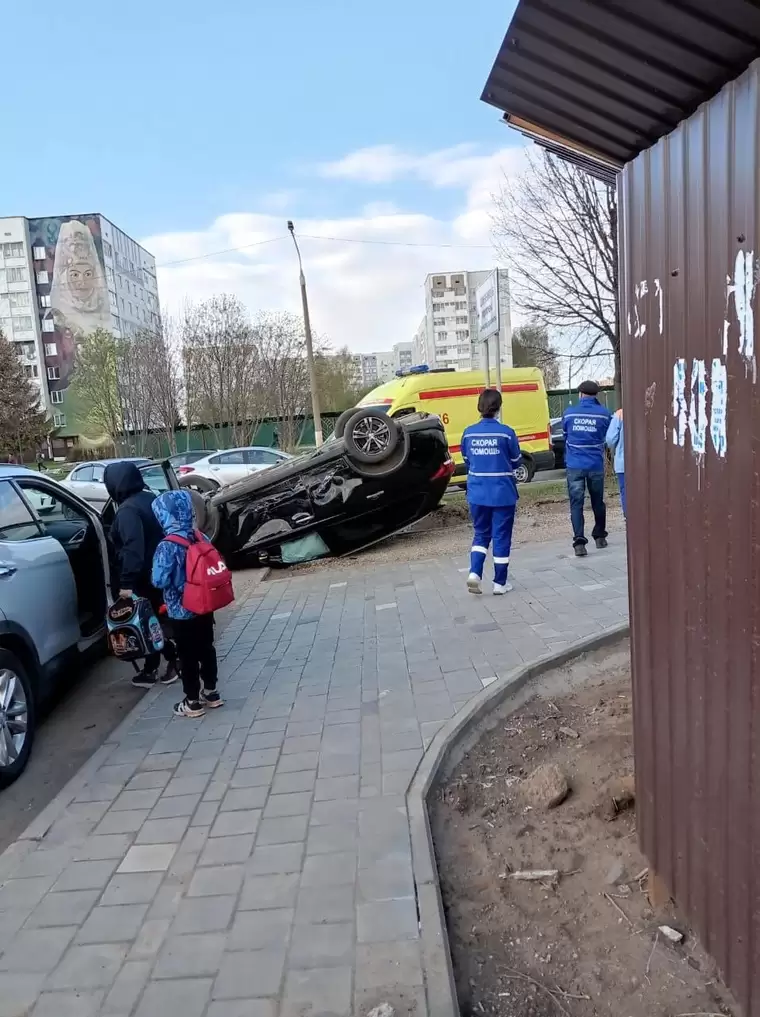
[60,457,156,511]
[175,447,292,491]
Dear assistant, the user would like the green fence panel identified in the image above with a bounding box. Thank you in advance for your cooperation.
[547,386,619,418]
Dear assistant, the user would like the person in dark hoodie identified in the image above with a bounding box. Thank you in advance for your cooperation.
[103,461,179,688]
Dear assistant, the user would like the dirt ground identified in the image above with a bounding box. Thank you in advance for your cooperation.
[429,652,737,1017]
[279,492,625,576]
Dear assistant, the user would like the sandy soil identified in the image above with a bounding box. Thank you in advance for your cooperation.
[429,657,737,1017]
[280,497,625,576]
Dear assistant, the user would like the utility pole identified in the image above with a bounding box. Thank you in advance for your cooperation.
[287,221,323,446]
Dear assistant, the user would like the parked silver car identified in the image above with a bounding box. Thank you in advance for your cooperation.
[60,457,154,511]
[0,461,180,788]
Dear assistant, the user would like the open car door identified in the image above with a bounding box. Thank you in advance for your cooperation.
[100,460,218,543]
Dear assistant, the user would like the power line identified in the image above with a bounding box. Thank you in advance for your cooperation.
[298,233,493,250]
[155,231,494,268]
[156,236,285,268]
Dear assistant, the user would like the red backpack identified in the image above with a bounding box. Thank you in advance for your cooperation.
[165,531,235,615]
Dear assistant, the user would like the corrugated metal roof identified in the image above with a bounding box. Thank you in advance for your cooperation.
[482,0,760,168]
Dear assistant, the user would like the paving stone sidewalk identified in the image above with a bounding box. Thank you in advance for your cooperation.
[0,537,628,1017]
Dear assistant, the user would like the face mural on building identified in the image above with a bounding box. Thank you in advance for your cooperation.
[28,215,111,390]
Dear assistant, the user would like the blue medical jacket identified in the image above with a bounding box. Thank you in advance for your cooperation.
[562,396,612,472]
[462,418,522,508]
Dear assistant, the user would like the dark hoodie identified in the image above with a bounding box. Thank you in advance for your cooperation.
[104,462,165,597]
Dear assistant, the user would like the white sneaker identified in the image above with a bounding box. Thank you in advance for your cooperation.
[493,582,513,595]
[466,573,482,595]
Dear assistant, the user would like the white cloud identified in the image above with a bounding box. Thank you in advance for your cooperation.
[143,143,528,354]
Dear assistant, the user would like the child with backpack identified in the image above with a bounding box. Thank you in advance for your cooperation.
[151,490,234,718]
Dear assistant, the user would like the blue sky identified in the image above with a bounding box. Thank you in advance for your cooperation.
[4,0,525,350]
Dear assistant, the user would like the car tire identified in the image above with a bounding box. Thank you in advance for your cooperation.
[0,650,36,790]
[514,456,535,484]
[186,488,222,544]
[178,474,220,495]
[332,407,358,441]
[343,408,399,464]
[349,425,410,478]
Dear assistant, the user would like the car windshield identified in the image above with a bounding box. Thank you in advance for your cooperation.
[358,404,391,414]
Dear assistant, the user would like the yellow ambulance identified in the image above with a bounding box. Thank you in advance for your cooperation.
[358,366,553,482]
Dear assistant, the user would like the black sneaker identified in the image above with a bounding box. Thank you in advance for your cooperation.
[160,662,180,686]
[201,688,224,709]
[574,544,588,558]
[131,670,158,690]
[173,698,205,718]
[595,537,608,549]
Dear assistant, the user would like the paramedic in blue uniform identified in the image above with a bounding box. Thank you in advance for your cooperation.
[562,380,612,557]
[462,388,522,595]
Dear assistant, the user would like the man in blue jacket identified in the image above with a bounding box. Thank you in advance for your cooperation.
[562,380,612,557]
[462,388,522,595]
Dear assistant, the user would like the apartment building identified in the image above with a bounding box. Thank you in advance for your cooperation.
[349,341,414,389]
[0,214,159,448]
[412,269,512,373]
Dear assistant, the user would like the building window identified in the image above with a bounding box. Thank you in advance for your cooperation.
[39,294,51,308]
[36,270,48,285]
[102,240,112,258]
[47,366,60,380]
[433,318,445,327]
[32,246,46,261]
[455,301,467,310]
[24,364,39,379]
[436,331,448,342]
[432,289,444,298]
[51,390,64,404]
[44,342,57,356]
[456,330,469,340]
[2,242,24,259]
[42,318,54,333]
[9,292,29,309]
[456,316,468,324]
[13,316,33,331]
[7,267,27,284]
[53,412,66,427]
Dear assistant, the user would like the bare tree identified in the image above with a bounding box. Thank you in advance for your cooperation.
[252,311,324,450]
[181,295,264,448]
[134,321,182,455]
[0,329,50,459]
[493,151,619,389]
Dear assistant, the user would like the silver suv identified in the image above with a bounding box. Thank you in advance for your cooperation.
[0,462,179,788]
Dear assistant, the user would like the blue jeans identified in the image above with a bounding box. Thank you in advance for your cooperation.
[566,469,606,546]
[469,503,516,585]
[617,472,626,517]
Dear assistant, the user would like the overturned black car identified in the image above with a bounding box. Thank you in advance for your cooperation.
[181,408,454,566]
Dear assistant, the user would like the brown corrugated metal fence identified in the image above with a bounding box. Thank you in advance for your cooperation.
[621,58,760,1016]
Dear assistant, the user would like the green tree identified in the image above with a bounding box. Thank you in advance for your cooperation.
[70,328,127,447]
[0,329,50,458]
[512,323,561,388]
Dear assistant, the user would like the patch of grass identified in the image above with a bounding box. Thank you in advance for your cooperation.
[445,477,621,511]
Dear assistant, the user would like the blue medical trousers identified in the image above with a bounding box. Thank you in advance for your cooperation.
[617,472,626,517]
[469,503,516,586]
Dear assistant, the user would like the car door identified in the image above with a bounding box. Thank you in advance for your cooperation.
[0,480,80,666]
[64,464,95,503]
[207,451,249,484]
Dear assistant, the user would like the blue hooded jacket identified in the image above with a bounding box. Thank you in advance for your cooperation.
[562,396,612,471]
[151,490,204,620]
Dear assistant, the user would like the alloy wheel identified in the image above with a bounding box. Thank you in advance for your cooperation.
[351,416,392,457]
[514,463,529,483]
[0,669,28,769]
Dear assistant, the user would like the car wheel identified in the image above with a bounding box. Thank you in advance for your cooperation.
[0,651,35,790]
[343,408,399,464]
[349,426,410,478]
[178,474,220,495]
[186,489,221,544]
[332,407,358,441]
[514,456,535,484]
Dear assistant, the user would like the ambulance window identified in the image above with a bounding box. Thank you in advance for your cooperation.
[391,407,416,419]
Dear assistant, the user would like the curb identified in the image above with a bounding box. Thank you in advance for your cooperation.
[407,622,630,1017]
[0,567,271,872]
